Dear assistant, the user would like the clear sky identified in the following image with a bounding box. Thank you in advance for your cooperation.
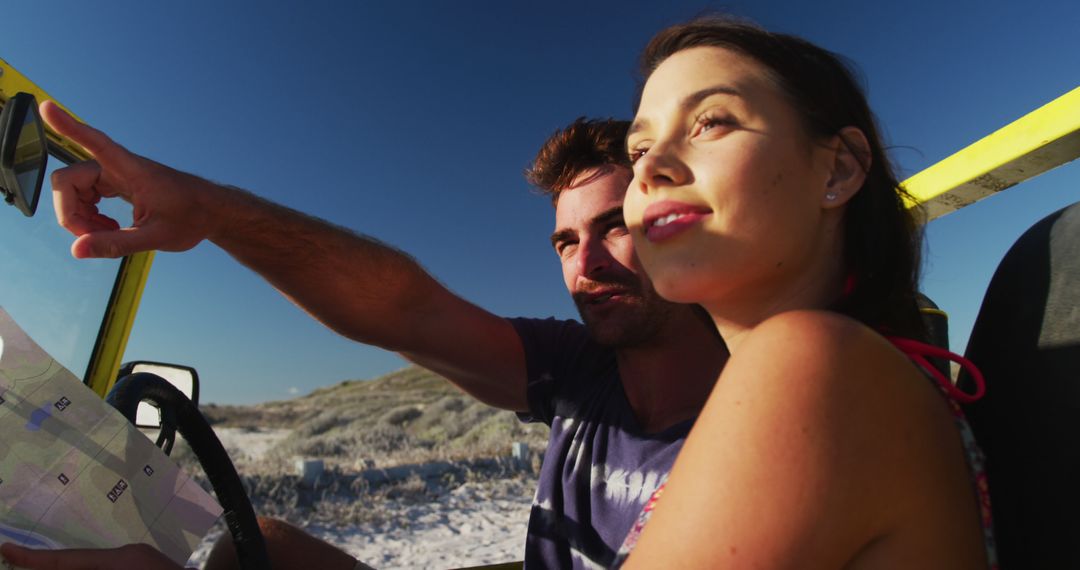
[3,1,1078,404]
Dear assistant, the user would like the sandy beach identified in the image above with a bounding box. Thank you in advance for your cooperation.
[184,428,536,569]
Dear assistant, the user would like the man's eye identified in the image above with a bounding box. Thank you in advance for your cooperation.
[607,224,628,238]
[557,243,577,258]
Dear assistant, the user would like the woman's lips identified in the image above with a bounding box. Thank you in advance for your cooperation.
[641,201,712,243]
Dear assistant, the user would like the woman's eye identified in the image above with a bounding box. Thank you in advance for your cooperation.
[696,114,736,135]
[628,147,649,164]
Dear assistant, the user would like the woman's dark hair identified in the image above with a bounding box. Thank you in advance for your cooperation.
[638,16,925,337]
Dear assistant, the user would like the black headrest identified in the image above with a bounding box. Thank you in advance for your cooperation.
[960,200,1080,567]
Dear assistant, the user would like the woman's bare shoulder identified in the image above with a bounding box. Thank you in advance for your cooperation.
[720,310,927,410]
[742,309,892,357]
[716,310,956,472]
[623,310,966,568]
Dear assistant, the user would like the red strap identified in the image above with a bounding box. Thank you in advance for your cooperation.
[885,336,986,403]
[842,274,857,296]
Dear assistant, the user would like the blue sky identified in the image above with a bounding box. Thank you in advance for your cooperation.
[3,1,1078,404]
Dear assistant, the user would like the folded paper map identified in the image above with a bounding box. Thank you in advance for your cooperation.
[0,307,222,568]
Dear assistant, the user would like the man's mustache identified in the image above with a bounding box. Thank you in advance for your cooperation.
[572,276,641,303]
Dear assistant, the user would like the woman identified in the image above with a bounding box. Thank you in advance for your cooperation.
[615,17,995,568]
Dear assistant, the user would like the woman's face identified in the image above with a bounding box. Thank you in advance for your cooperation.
[624,46,842,312]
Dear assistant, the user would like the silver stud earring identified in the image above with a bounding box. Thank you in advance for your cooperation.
[825,191,839,201]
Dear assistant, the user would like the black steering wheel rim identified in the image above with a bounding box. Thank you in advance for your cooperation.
[107,372,270,570]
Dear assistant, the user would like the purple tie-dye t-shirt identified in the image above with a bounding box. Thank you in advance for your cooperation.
[510,318,693,569]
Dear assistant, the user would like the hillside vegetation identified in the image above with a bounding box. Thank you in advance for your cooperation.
[199,365,550,468]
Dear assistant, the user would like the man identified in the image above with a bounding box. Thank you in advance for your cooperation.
[5,105,726,569]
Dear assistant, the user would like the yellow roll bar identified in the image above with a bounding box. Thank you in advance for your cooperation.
[83,252,156,398]
[1,57,155,397]
[902,87,1080,220]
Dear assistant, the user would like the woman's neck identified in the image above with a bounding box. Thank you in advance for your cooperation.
[706,242,846,354]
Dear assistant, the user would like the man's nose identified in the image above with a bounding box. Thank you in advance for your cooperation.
[576,238,613,278]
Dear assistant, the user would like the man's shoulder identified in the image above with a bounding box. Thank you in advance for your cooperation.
[507,313,609,354]
[508,316,613,366]
[506,315,586,336]
[510,316,620,426]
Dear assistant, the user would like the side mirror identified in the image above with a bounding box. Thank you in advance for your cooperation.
[117,361,201,428]
[0,92,49,217]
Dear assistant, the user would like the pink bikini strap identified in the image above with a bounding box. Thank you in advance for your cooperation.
[885,336,986,403]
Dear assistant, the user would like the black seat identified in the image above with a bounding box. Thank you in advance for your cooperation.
[960,200,1080,567]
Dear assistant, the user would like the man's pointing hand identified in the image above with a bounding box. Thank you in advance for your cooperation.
[40,101,219,259]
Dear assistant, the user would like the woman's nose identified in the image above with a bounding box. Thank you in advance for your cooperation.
[632,142,689,194]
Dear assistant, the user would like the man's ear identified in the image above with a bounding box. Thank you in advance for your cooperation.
[821,126,871,209]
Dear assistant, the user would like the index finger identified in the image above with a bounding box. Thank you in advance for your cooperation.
[39,101,128,171]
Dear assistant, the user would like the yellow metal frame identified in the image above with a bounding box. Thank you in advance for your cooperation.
[83,252,155,397]
[902,87,1080,220]
[1,57,155,397]
[1,58,96,166]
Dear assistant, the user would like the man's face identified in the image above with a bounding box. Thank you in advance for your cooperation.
[551,166,676,347]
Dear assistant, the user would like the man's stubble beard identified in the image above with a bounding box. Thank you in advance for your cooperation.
[576,288,678,349]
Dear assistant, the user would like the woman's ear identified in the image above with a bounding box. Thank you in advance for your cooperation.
[821,126,871,209]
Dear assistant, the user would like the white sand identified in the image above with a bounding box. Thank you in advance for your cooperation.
[212,427,293,463]
[185,428,535,569]
[186,478,533,569]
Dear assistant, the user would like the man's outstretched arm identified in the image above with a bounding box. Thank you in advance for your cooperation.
[41,102,528,412]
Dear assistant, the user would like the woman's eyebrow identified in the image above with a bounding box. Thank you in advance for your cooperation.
[628,85,743,138]
[682,84,743,109]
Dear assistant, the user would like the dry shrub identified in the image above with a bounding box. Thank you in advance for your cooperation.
[359,425,412,454]
[379,405,422,427]
[292,413,338,439]
[275,434,356,458]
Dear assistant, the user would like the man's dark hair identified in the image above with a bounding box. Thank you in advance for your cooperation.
[639,16,925,337]
[526,117,631,205]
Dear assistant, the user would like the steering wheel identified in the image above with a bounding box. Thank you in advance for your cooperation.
[107,373,271,570]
